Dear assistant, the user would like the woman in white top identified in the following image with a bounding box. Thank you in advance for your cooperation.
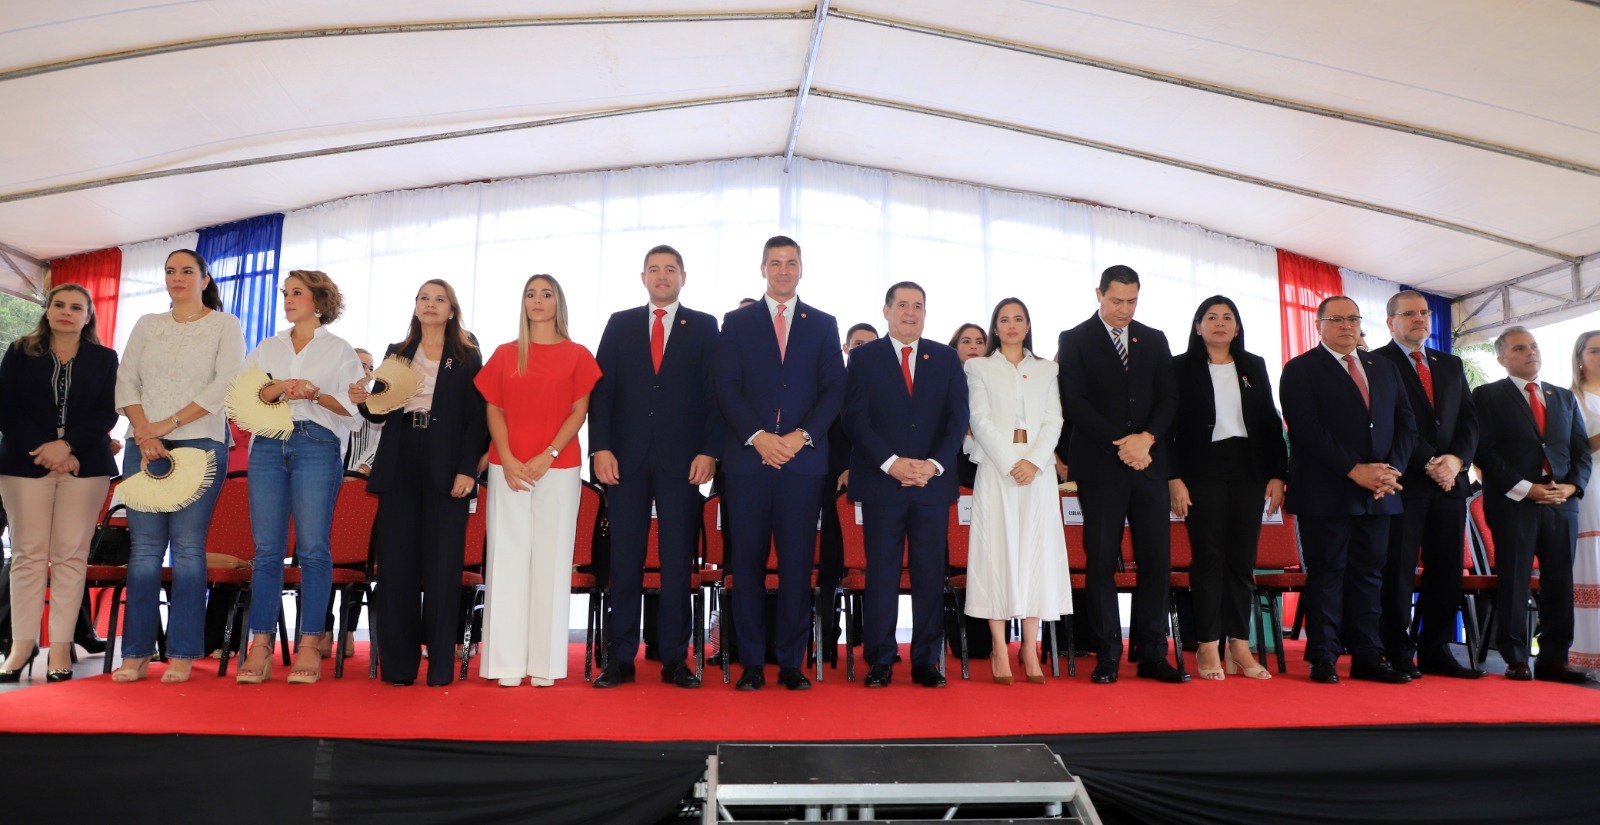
[964,298,1072,684]
[234,270,364,686]
[1567,331,1600,678]
[112,249,246,683]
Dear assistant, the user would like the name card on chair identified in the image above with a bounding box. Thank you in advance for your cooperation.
[958,495,973,525]
[1062,495,1084,525]
[854,502,864,525]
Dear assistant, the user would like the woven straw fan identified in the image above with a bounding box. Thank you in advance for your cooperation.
[366,354,426,415]
[224,365,293,439]
[119,447,218,513]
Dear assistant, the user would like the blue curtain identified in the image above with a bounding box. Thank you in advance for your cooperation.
[197,214,284,349]
[1402,284,1453,352]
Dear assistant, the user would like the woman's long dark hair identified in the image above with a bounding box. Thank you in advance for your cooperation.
[985,298,1033,356]
[166,249,223,311]
[16,284,100,357]
[398,278,477,361]
[947,323,985,350]
[1185,295,1246,360]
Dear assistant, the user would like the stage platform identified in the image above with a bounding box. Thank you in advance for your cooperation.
[3,642,1599,823]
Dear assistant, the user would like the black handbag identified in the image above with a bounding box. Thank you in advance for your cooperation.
[87,503,131,566]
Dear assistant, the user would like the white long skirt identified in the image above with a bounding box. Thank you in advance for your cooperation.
[963,460,1073,620]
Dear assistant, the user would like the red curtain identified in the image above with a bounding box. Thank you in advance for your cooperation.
[1277,249,1343,363]
[49,247,123,344]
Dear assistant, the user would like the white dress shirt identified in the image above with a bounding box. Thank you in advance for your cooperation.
[1505,374,1547,501]
[245,325,366,439]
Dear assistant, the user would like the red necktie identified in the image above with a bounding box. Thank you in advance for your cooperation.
[1343,354,1370,409]
[1410,351,1434,408]
[901,346,914,396]
[1527,382,1551,476]
[774,303,788,362]
[650,309,666,373]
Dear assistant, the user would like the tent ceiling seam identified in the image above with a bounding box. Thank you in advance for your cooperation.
[783,0,831,173]
[829,9,1600,180]
[810,89,1580,265]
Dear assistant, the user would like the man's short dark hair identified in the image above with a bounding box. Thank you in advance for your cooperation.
[1316,295,1357,318]
[846,322,878,342]
[762,235,801,263]
[644,244,684,271]
[1097,264,1140,293]
[883,281,925,306]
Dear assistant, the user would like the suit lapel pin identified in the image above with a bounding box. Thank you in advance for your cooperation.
[679,319,687,325]
[922,353,930,360]
[1132,337,1139,344]
[800,312,807,319]
[1241,376,1252,388]
[444,358,453,370]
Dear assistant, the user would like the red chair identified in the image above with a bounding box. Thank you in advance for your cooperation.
[457,486,488,680]
[162,473,260,675]
[87,482,129,674]
[946,488,973,679]
[700,496,730,683]
[573,480,607,681]
[1166,521,1193,670]
[1252,514,1304,674]
[717,500,824,680]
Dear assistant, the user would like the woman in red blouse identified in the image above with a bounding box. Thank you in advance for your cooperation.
[474,274,601,687]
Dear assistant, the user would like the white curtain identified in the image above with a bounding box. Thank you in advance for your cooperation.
[272,157,1285,377]
[1340,267,1400,352]
[113,232,199,353]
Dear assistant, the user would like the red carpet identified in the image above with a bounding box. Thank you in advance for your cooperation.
[4,642,1597,742]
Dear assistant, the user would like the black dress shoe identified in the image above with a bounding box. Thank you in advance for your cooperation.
[1504,662,1533,681]
[661,661,701,689]
[911,665,947,688]
[1135,661,1191,684]
[1349,660,1411,684]
[1534,664,1590,684]
[864,664,892,688]
[592,662,636,689]
[1308,661,1340,683]
[1417,655,1483,679]
[1089,663,1118,684]
[736,668,765,691]
[777,667,811,691]
[390,679,416,687]
[1388,658,1423,679]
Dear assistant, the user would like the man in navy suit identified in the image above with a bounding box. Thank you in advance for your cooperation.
[842,283,968,688]
[1057,264,1187,684]
[1374,290,1482,679]
[714,235,845,691]
[1472,326,1591,682]
[1280,296,1417,684]
[589,245,721,690]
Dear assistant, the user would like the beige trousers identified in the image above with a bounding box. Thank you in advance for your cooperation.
[0,472,110,646]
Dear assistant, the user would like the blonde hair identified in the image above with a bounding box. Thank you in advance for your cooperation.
[1572,330,1600,395]
[516,274,570,373]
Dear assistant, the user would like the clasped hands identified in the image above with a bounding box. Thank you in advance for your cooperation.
[1530,481,1577,506]
[888,457,939,487]
[753,431,808,468]
[1424,454,1463,492]
[1113,431,1155,471]
[266,378,320,402]
[1348,462,1403,499]
[29,439,78,475]
[593,450,716,487]
[499,453,554,493]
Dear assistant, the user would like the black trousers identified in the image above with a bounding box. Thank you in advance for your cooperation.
[603,458,700,668]
[373,425,470,685]
[1382,486,1467,663]
[1298,514,1388,665]
[861,499,949,669]
[1078,469,1171,665]
[1483,496,1577,666]
[1182,438,1266,644]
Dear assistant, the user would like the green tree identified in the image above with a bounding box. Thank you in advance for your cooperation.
[0,291,44,358]
[1454,341,1495,389]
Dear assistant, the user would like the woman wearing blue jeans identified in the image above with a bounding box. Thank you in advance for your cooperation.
[113,249,245,683]
[234,269,363,685]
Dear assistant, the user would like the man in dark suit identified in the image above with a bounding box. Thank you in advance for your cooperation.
[842,283,968,688]
[714,235,845,691]
[1472,326,1591,682]
[1280,295,1417,684]
[1057,264,1188,684]
[589,244,721,689]
[1374,290,1482,678]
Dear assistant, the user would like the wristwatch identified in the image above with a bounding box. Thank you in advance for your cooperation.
[547,445,560,458]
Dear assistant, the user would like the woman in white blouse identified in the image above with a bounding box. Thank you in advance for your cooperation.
[963,298,1072,684]
[234,270,364,686]
[112,249,245,683]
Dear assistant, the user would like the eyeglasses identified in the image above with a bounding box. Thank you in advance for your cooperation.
[1391,309,1432,320]
[1318,315,1363,326]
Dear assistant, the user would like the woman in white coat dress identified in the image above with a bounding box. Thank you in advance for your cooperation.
[963,298,1072,684]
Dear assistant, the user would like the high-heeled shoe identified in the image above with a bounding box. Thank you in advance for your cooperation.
[47,669,74,683]
[236,643,274,684]
[1225,653,1272,680]
[161,659,193,684]
[1020,646,1047,684]
[75,632,108,655]
[1196,642,1226,681]
[111,658,149,683]
[287,644,322,685]
[0,647,37,683]
[990,652,1014,685]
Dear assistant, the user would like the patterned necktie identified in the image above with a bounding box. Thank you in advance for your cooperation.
[651,308,666,373]
[774,303,788,362]
[1111,327,1128,371]
[1343,354,1370,408]
[1410,351,1434,408]
[901,346,914,396]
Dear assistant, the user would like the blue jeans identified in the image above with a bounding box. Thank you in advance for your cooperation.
[248,421,343,637]
[122,437,228,660]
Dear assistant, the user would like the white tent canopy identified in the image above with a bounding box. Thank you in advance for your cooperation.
[4,1,1599,313]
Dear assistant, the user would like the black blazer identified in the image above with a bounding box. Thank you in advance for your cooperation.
[361,340,487,496]
[0,342,119,478]
[1373,341,1478,498]
[1056,315,1177,481]
[589,304,722,474]
[1167,349,1287,484]
[1279,346,1416,517]
[1472,377,1590,504]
